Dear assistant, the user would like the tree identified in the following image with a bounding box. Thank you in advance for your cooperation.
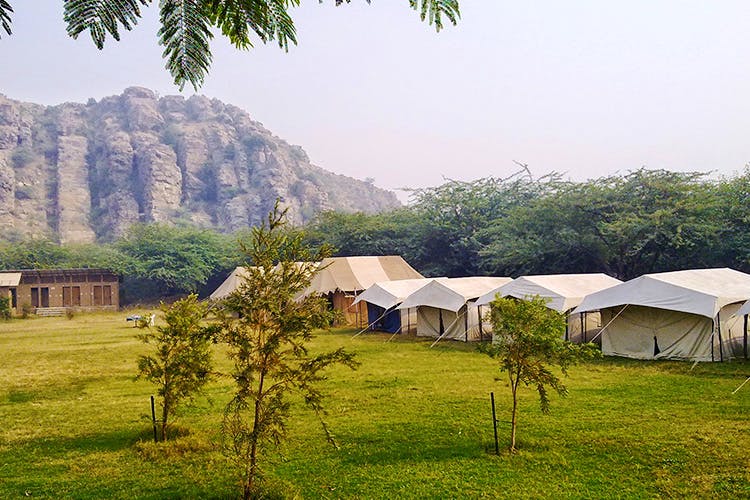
[136,294,215,441]
[217,203,358,499]
[0,1,460,90]
[117,223,234,295]
[480,296,598,452]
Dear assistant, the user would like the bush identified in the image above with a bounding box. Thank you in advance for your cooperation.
[20,303,33,319]
[0,296,11,320]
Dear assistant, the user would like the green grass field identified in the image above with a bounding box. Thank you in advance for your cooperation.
[0,312,748,499]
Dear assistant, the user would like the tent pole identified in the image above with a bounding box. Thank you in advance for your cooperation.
[581,312,586,343]
[717,311,724,362]
[464,305,469,342]
[351,305,390,339]
[564,311,569,342]
[588,304,629,344]
[744,314,748,360]
[477,306,488,342]
[430,310,466,348]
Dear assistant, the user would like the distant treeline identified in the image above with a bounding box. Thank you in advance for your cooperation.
[3,168,750,303]
[0,224,250,304]
[305,168,750,280]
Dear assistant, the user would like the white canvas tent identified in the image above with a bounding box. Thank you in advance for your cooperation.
[575,268,750,361]
[210,267,250,300]
[397,277,512,341]
[475,273,622,343]
[351,278,437,333]
[729,300,750,361]
[306,256,424,327]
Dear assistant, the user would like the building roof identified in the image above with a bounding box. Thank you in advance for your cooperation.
[0,272,21,287]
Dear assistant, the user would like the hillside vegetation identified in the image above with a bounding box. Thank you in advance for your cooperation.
[0,312,747,498]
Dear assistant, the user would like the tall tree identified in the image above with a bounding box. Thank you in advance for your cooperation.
[480,296,598,452]
[0,1,460,89]
[217,203,358,499]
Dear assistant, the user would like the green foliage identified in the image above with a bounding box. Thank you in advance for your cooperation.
[480,296,599,451]
[117,223,235,295]
[0,238,70,269]
[217,202,358,498]
[19,302,32,318]
[0,296,11,320]
[49,0,462,89]
[137,294,215,441]
[307,168,747,280]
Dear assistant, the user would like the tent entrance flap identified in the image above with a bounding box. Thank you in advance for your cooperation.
[366,303,401,333]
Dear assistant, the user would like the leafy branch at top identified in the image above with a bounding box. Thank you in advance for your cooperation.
[6,1,460,89]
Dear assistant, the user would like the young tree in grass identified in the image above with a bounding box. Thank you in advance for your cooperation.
[137,294,214,441]
[480,296,598,452]
[217,203,358,499]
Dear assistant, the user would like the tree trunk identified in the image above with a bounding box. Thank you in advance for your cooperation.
[246,368,266,499]
[510,373,519,452]
[161,398,169,442]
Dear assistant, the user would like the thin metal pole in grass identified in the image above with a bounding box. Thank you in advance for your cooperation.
[490,392,499,455]
[732,377,750,394]
[150,395,158,443]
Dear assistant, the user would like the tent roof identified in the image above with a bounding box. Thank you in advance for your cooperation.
[0,272,21,287]
[574,268,750,318]
[306,256,423,295]
[397,277,513,312]
[351,278,440,310]
[210,267,250,300]
[475,273,622,311]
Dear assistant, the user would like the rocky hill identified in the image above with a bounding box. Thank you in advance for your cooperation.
[0,87,399,242]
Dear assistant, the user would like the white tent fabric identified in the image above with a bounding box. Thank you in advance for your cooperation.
[574,268,750,361]
[474,273,621,344]
[398,277,512,312]
[476,273,622,311]
[575,268,750,318]
[307,256,423,294]
[210,267,250,300]
[352,278,437,310]
[735,300,750,317]
[397,277,512,341]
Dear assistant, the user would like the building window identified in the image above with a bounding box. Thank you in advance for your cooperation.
[31,287,49,308]
[63,286,81,307]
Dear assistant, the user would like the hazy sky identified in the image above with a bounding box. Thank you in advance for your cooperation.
[2,2,749,200]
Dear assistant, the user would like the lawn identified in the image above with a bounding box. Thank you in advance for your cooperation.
[0,312,748,499]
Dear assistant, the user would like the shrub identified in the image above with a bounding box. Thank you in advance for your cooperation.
[0,296,11,320]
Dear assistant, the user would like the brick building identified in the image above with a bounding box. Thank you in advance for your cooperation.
[0,269,119,315]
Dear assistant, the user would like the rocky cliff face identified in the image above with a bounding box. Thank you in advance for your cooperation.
[0,87,399,242]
